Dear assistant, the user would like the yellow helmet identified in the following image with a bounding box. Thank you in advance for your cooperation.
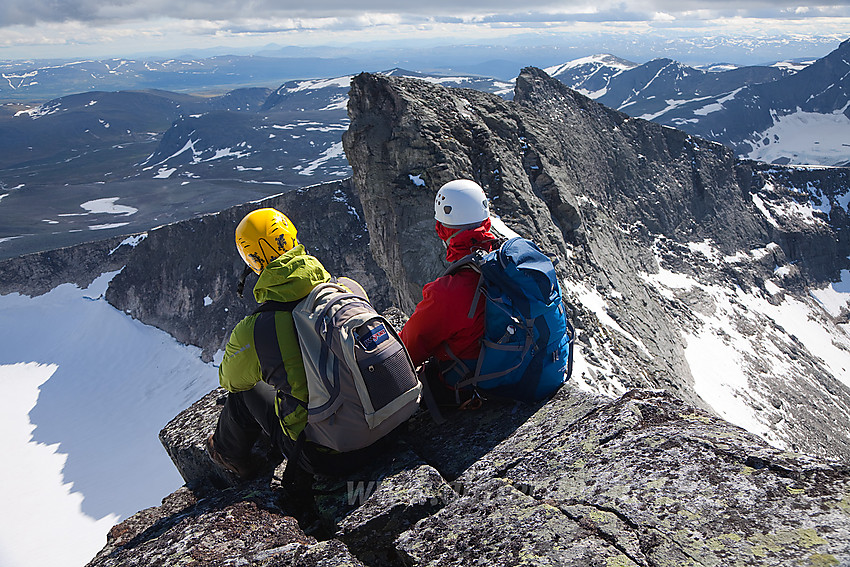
[235,208,298,274]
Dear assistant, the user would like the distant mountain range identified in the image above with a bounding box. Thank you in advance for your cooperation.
[1,40,848,260]
[0,56,369,101]
[4,64,850,567]
[0,70,511,259]
[547,38,850,166]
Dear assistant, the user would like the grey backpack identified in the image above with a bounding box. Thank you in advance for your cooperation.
[285,280,421,452]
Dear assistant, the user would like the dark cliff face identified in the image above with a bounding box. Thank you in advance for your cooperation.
[738,161,850,281]
[343,68,850,460]
[103,179,392,361]
[0,235,133,298]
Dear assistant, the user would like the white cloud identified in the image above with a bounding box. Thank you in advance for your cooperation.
[0,1,847,61]
[2,0,849,29]
[652,12,676,21]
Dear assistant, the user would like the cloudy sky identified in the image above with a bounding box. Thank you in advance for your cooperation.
[0,0,848,63]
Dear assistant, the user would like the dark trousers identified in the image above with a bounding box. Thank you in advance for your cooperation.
[213,381,394,477]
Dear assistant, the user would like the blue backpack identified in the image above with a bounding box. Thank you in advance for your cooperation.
[442,237,574,403]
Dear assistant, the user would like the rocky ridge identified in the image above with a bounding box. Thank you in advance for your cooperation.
[342,68,850,459]
[79,68,850,566]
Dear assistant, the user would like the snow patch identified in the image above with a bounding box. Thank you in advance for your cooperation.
[637,94,713,121]
[81,197,137,216]
[297,141,344,176]
[686,239,719,262]
[89,222,129,231]
[109,233,147,254]
[0,363,119,567]
[14,101,61,118]
[774,265,794,278]
[752,184,825,229]
[545,54,635,76]
[304,123,348,133]
[203,147,251,161]
[563,281,649,355]
[811,276,850,316]
[683,319,782,445]
[281,76,351,93]
[318,96,348,111]
[145,137,198,168]
[641,247,850,450]
[691,87,745,117]
[331,188,361,221]
[692,102,723,116]
[153,167,176,179]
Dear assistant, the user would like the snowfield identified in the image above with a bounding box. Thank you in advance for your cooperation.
[745,107,850,166]
[0,272,218,567]
[638,238,850,451]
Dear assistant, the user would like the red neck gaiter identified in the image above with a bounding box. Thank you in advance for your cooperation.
[436,219,498,262]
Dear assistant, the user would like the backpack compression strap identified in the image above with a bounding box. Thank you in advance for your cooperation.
[253,300,301,390]
[455,312,535,390]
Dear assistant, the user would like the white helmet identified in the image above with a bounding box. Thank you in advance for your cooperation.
[434,179,490,227]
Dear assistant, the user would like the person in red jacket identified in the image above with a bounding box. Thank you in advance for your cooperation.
[400,179,499,405]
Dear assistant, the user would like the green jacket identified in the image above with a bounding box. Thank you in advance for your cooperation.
[219,245,331,441]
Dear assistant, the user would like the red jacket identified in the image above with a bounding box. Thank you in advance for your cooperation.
[401,221,497,367]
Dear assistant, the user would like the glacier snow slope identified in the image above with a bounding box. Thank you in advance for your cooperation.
[0,272,218,567]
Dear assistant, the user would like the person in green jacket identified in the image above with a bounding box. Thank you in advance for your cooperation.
[206,207,384,480]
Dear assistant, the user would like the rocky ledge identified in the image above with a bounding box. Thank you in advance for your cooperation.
[87,383,850,566]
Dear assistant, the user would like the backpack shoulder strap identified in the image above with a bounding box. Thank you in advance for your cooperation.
[441,250,484,277]
[442,249,490,319]
[251,304,305,420]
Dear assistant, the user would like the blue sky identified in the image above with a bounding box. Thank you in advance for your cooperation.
[0,1,848,63]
